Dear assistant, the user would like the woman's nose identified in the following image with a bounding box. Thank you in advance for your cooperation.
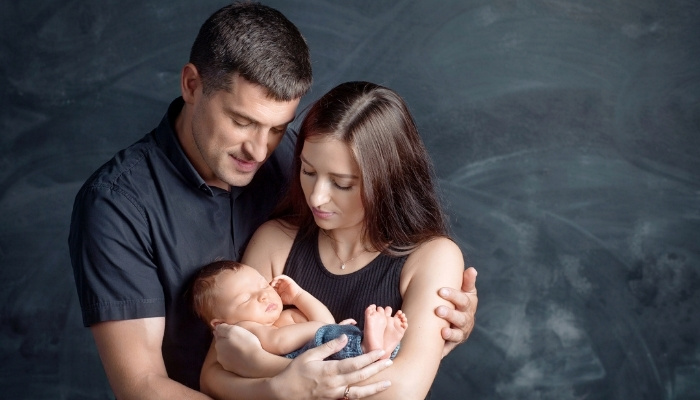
[309,180,331,207]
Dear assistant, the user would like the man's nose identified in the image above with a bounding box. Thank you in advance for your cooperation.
[243,128,269,162]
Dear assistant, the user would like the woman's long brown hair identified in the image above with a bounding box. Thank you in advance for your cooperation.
[272,81,450,256]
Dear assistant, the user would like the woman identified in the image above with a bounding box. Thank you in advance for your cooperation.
[201,82,467,399]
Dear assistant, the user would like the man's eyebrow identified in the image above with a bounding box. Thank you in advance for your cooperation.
[226,108,296,130]
[299,154,359,179]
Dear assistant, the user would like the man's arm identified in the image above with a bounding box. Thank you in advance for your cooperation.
[91,317,211,400]
[436,266,478,357]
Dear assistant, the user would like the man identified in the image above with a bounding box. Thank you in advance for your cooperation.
[69,3,477,399]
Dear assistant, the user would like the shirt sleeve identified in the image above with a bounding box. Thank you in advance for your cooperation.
[69,182,165,326]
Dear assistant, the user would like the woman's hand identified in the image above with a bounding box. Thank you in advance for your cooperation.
[435,267,478,357]
[214,326,393,399]
[269,334,394,399]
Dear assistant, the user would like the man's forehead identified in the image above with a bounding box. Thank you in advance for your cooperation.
[220,90,299,128]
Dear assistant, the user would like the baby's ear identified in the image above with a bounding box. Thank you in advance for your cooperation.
[210,319,222,330]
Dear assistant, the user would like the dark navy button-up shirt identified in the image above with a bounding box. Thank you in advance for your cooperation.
[68,97,295,389]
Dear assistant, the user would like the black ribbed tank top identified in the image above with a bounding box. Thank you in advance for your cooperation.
[283,230,407,330]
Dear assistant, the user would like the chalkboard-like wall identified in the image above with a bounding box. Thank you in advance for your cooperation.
[1,1,698,399]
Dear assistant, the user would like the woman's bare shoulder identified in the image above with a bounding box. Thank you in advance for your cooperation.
[400,237,464,291]
[254,219,299,242]
[244,219,300,278]
[410,236,463,263]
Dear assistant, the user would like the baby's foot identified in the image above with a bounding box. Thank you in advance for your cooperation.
[363,305,387,354]
[382,309,408,358]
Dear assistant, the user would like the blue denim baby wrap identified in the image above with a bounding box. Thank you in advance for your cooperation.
[284,324,400,360]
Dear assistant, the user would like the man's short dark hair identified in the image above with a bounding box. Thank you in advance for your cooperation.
[189,2,312,101]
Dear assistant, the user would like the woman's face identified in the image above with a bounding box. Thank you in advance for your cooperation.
[299,138,365,232]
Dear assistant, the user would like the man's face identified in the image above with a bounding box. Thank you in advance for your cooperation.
[190,74,300,189]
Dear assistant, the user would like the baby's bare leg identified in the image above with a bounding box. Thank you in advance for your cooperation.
[363,305,387,355]
[382,309,407,358]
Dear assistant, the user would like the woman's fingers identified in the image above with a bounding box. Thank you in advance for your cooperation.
[287,335,393,399]
[338,380,392,399]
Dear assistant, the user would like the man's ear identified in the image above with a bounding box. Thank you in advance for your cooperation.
[181,63,201,104]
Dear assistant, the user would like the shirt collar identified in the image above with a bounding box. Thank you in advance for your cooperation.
[153,97,245,199]
[152,97,214,196]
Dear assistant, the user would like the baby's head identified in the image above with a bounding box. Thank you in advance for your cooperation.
[192,260,283,329]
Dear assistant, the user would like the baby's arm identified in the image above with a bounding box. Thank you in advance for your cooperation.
[272,275,335,324]
[239,320,327,356]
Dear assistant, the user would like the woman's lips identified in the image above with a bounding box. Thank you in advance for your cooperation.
[312,207,334,219]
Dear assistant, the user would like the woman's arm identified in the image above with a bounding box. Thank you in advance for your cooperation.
[346,237,465,399]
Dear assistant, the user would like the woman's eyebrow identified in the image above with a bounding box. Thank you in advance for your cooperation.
[299,154,359,179]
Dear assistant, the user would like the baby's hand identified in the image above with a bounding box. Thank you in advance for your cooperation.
[338,318,357,326]
[271,274,303,304]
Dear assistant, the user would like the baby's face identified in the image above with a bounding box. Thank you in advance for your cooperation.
[210,265,283,327]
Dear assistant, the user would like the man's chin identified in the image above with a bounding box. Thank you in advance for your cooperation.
[226,170,258,188]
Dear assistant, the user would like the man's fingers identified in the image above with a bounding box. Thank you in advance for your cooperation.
[437,308,467,340]
[441,325,463,342]
[440,329,460,358]
[438,268,478,309]
[462,267,478,293]
[436,268,478,346]
[436,303,467,329]
[213,322,234,339]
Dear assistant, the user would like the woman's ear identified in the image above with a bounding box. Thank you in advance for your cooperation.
[181,63,201,104]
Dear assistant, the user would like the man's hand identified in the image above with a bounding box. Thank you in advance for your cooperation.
[214,323,290,378]
[270,334,393,399]
[435,267,478,357]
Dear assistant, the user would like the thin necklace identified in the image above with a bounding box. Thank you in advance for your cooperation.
[322,229,367,270]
